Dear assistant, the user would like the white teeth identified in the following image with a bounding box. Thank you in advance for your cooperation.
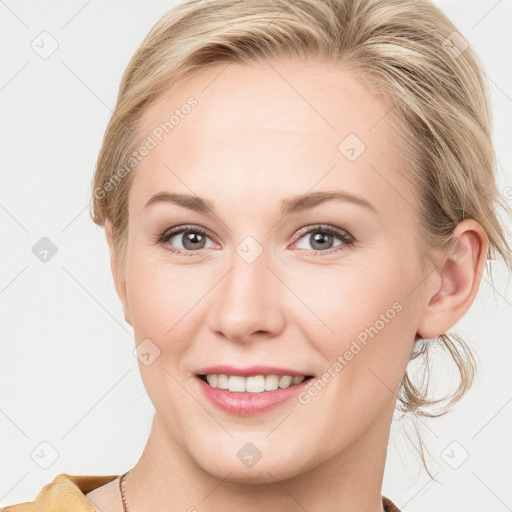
[278,375,292,388]
[217,374,229,390]
[206,374,218,387]
[203,373,307,392]
[228,375,245,392]
[265,375,279,391]
[245,375,265,393]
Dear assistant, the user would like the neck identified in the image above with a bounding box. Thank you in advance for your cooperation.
[126,402,394,512]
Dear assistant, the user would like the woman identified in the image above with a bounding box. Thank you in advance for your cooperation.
[2,0,511,511]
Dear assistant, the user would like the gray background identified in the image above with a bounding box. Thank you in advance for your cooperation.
[1,1,511,510]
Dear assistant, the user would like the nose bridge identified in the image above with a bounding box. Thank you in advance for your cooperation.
[211,240,284,341]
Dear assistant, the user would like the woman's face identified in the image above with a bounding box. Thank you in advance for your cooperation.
[114,58,434,482]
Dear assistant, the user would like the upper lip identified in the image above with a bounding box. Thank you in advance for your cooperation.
[195,365,312,378]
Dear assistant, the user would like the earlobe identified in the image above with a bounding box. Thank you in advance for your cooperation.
[105,222,133,327]
[417,219,488,340]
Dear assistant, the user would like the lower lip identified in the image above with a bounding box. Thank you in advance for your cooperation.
[196,375,313,416]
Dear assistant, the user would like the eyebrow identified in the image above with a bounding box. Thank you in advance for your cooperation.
[144,190,377,216]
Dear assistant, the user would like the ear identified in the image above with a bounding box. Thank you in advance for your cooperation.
[417,219,489,339]
[105,221,132,326]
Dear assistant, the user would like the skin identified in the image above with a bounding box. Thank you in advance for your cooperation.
[85,58,488,512]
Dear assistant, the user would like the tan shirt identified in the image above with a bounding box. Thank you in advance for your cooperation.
[0,473,402,511]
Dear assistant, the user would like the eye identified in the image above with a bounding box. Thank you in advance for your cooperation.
[292,224,354,255]
[156,223,355,258]
[157,225,216,257]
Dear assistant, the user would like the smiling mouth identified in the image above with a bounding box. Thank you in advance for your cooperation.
[197,373,314,393]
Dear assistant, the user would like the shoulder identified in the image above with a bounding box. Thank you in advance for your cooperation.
[0,473,119,511]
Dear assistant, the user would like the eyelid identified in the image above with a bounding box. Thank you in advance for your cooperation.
[290,223,354,244]
[157,224,216,244]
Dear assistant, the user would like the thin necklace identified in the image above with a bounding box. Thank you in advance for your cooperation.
[119,469,133,512]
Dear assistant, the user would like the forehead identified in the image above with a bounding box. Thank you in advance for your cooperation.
[130,58,415,220]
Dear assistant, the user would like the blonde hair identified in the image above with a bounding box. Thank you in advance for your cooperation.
[90,0,512,477]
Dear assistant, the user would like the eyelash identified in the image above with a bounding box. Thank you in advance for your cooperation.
[156,224,355,258]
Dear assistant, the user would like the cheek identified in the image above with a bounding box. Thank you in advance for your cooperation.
[293,257,417,390]
[125,252,214,354]
[289,260,405,339]
[124,256,207,413]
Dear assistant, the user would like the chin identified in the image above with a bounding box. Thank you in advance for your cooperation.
[201,460,307,485]
[189,440,312,484]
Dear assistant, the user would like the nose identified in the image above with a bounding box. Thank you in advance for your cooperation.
[209,247,286,343]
